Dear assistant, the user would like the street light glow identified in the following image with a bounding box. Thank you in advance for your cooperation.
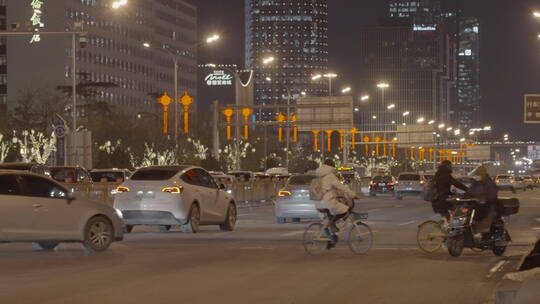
[361,95,370,101]
[417,117,425,123]
[428,120,435,125]
[262,56,275,65]
[402,111,410,116]
[301,91,307,96]
[377,82,390,89]
[372,115,377,119]
[312,74,322,80]
[387,104,395,109]
[324,73,338,78]
[142,42,150,48]
[112,0,128,9]
[460,138,466,142]
[534,11,540,18]
[341,87,351,94]
[206,34,220,44]
[354,107,359,112]
[447,127,453,131]
[265,77,272,82]
[438,123,445,129]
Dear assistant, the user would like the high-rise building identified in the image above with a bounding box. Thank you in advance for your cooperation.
[6,0,197,120]
[455,17,480,130]
[358,21,457,130]
[245,0,329,118]
[0,0,6,110]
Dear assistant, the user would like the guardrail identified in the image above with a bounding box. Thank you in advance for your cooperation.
[60,178,370,207]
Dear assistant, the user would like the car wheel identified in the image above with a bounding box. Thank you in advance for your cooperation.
[83,216,113,253]
[34,241,59,251]
[158,225,171,232]
[220,203,237,231]
[124,225,134,233]
[182,204,200,233]
[276,217,286,224]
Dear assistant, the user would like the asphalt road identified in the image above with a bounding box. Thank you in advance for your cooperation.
[1,190,539,304]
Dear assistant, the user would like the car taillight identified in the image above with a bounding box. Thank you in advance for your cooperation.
[495,179,500,183]
[116,186,130,193]
[162,186,183,194]
[388,183,394,186]
[278,190,292,197]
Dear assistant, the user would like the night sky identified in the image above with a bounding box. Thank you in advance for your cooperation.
[189,0,540,140]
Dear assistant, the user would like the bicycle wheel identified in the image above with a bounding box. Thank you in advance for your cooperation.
[302,223,328,255]
[417,220,445,253]
[347,221,374,255]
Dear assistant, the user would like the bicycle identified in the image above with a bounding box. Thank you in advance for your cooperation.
[417,218,484,254]
[302,205,373,255]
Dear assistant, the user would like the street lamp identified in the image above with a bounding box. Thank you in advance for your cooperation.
[265,77,272,82]
[377,82,390,132]
[143,33,220,147]
[534,11,540,18]
[417,117,425,123]
[262,56,275,65]
[402,111,410,116]
[361,95,370,101]
[341,87,351,94]
[438,123,445,129]
[387,104,395,110]
[428,120,435,125]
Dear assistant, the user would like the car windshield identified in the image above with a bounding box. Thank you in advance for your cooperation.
[131,169,180,181]
[399,174,420,181]
[90,172,124,182]
[288,175,315,185]
[497,175,511,179]
[458,177,475,184]
[50,168,76,182]
[373,176,392,182]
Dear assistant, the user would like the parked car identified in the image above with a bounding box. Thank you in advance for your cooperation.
[369,175,395,196]
[395,173,425,200]
[274,174,318,223]
[114,166,236,233]
[452,176,476,194]
[495,174,516,193]
[90,169,132,183]
[0,162,50,176]
[0,170,123,252]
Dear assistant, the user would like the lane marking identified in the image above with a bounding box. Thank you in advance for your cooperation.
[397,221,416,226]
[487,261,507,279]
[281,231,304,237]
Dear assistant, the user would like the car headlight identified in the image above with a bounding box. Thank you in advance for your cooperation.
[114,208,123,219]
[227,190,233,194]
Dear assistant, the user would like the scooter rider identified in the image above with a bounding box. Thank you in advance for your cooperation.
[432,160,469,220]
[468,165,498,237]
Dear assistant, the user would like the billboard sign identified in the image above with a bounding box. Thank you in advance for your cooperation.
[467,145,491,161]
[524,94,540,123]
[296,96,353,132]
[396,125,435,147]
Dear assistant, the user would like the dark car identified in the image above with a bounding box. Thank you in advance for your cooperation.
[0,162,50,176]
[369,175,395,196]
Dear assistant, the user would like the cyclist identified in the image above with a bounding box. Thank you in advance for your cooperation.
[468,165,498,237]
[432,160,469,220]
[315,159,358,248]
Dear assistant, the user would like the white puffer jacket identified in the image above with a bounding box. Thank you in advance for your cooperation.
[315,165,357,215]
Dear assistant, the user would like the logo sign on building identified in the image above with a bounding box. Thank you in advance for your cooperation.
[204,70,233,86]
[29,0,45,44]
[528,145,540,160]
[524,94,540,124]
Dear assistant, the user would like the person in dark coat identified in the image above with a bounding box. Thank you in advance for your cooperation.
[431,160,469,219]
[468,165,498,234]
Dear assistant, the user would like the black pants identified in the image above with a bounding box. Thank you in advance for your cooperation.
[431,198,450,220]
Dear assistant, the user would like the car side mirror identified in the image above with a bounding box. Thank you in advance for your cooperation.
[67,192,76,203]
[219,184,226,190]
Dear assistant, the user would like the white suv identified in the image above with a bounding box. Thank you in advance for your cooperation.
[395,173,425,200]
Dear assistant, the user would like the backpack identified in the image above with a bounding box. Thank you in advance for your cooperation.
[422,178,437,202]
[309,177,326,201]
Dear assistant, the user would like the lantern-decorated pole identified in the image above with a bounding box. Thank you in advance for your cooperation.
[180,92,194,133]
[156,93,173,134]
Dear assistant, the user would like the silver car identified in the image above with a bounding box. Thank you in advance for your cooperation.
[395,172,425,200]
[114,166,237,233]
[274,174,319,223]
[0,170,123,252]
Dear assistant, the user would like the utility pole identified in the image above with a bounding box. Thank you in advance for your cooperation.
[212,100,220,160]
[285,89,291,170]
